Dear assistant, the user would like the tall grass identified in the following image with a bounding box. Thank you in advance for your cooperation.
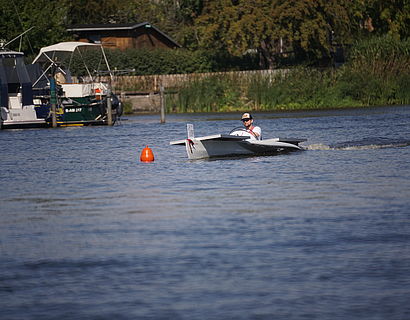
[166,75,244,112]
[247,69,357,110]
[166,35,410,112]
[338,35,410,106]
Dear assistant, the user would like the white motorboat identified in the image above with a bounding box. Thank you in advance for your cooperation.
[0,48,47,129]
[170,124,306,160]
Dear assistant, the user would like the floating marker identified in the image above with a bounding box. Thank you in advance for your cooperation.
[140,145,155,162]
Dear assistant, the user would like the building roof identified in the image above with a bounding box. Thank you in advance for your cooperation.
[67,22,181,48]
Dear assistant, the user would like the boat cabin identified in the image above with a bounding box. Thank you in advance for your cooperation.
[0,51,34,109]
[0,49,47,129]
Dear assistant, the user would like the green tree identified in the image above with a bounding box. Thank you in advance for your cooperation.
[195,0,357,68]
[114,0,204,48]
[364,0,410,39]
[0,0,68,55]
[196,1,278,67]
[274,0,352,61]
[62,0,122,25]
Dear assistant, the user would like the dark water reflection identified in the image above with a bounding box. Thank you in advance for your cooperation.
[1,106,410,319]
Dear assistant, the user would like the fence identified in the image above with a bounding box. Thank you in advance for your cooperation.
[105,69,285,93]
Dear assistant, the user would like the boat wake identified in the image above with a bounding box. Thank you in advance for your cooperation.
[307,137,410,151]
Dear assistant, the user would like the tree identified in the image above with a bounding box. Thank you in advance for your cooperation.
[0,0,69,55]
[364,0,410,39]
[113,0,204,48]
[195,0,277,67]
[62,0,121,25]
[274,0,352,61]
[195,0,355,68]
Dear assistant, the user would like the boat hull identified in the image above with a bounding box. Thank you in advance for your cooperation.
[172,135,305,160]
[56,101,118,126]
[1,105,47,129]
[186,139,255,159]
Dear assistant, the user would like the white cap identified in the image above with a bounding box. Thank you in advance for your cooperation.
[241,112,252,120]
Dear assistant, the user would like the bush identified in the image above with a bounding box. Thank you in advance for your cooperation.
[105,48,214,75]
[68,47,261,76]
[68,48,214,76]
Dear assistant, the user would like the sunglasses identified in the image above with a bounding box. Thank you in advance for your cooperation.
[241,118,251,122]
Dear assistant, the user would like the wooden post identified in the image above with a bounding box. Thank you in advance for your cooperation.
[160,83,165,123]
[106,82,113,126]
[50,78,57,128]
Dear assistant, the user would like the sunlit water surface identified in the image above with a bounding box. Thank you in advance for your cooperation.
[1,106,410,319]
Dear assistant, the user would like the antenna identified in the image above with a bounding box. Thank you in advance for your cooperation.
[4,27,34,48]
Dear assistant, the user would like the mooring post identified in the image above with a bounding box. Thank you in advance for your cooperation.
[160,80,166,123]
[50,77,57,128]
[106,82,113,126]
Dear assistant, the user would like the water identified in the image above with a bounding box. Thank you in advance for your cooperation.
[1,106,410,319]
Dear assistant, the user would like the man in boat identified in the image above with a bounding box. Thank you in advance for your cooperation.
[241,112,262,140]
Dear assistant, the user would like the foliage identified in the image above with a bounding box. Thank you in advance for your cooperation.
[62,0,120,25]
[246,68,357,110]
[167,75,243,112]
[274,0,353,61]
[195,0,354,68]
[338,35,410,105]
[0,0,69,55]
[196,1,276,67]
[121,100,134,114]
[67,48,215,76]
[1,0,409,73]
[364,0,410,39]
[167,35,410,112]
[108,48,214,75]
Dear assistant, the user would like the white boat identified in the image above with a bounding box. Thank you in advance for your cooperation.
[170,124,306,160]
[0,48,47,129]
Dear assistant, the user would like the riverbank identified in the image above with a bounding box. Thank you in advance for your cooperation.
[119,36,410,114]
[120,65,410,114]
[121,90,409,115]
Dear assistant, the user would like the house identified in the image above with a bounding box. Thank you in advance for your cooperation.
[67,22,181,50]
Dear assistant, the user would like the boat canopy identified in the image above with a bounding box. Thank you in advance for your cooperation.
[31,41,112,86]
[32,42,103,64]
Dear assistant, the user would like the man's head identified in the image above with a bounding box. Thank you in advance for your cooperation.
[241,112,253,127]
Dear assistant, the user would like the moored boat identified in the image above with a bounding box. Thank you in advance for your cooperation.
[31,41,122,127]
[0,48,47,129]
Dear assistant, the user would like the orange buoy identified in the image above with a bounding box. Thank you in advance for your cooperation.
[140,145,155,162]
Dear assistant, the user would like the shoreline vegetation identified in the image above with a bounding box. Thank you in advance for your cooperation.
[120,36,410,114]
[4,1,409,115]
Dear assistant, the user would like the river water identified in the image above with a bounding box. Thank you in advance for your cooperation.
[1,106,410,319]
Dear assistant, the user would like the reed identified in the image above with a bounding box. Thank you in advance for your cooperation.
[168,68,360,112]
[121,100,134,115]
[338,35,410,106]
[122,35,409,112]
[166,75,244,113]
[246,68,357,110]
